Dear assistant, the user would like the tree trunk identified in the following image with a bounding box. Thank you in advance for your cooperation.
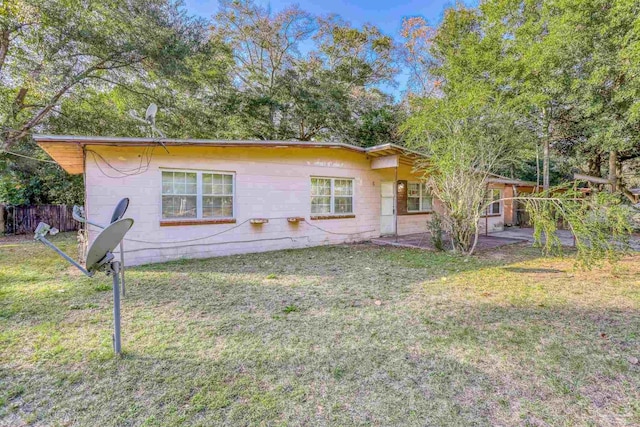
[0,30,10,74]
[542,138,550,190]
[608,150,617,192]
[587,153,602,177]
[541,107,551,191]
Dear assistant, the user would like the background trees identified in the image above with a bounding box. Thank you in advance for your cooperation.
[401,0,640,196]
[400,0,638,257]
[0,0,402,205]
[1,0,638,219]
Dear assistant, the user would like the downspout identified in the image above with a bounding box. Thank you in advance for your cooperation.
[395,165,398,242]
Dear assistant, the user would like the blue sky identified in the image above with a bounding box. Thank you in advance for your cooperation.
[183,0,471,96]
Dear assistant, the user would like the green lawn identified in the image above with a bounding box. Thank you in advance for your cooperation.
[1,234,639,426]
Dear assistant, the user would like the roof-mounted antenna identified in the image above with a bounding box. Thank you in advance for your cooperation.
[35,217,134,355]
[129,103,169,153]
[73,198,130,297]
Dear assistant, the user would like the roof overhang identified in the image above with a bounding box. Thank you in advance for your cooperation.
[33,134,431,175]
[364,143,427,167]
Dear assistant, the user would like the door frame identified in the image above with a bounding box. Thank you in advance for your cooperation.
[380,180,397,236]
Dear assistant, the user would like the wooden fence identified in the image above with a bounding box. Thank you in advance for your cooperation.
[1,204,80,235]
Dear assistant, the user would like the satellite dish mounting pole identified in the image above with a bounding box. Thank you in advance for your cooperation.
[119,242,126,297]
[110,261,122,354]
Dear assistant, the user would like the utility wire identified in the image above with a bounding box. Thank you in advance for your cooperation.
[113,217,375,246]
[86,147,155,178]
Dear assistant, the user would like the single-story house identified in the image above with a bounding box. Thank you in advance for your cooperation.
[35,134,526,265]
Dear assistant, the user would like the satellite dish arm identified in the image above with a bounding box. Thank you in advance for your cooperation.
[73,205,105,229]
[129,109,150,125]
[35,233,93,277]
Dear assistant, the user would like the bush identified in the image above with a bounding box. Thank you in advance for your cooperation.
[428,212,445,251]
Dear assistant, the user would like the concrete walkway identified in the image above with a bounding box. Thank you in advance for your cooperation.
[371,232,526,251]
[371,227,640,251]
[492,227,640,251]
[491,228,576,246]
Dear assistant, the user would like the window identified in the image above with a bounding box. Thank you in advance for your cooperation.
[202,173,233,218]
[311,177,354,214]
[484,189,502,216]
[162,171,197,218]
[162,170,234,219]
[407,182,433,212]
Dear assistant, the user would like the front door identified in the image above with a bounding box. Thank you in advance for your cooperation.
[380,181,396,235]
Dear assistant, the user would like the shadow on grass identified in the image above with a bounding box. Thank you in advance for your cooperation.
[2,300,638,426]
[4,240,639,425]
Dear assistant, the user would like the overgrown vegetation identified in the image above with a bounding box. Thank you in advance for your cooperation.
[525,189,634,267]
[400,0,639,260]
[403,98,530,253]
[1,235,639,425]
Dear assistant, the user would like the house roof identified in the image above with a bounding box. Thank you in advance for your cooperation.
[486,173,536,186]
[33,134,533,188]
[32,134,429,174]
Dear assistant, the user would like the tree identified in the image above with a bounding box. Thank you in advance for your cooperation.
[0,0,208,149]
[407,0,640,195]
[0,0,217,205]
[403,95,530,253]
[401,1,634,260]
[213,0,400,143]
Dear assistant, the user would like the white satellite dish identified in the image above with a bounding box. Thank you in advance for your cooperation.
[86,218,134,272]
[145,103,158,126]
[129,103,168,151]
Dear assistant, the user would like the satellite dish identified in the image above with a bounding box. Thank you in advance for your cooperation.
[145,103,158,125]
[129,103,168,152]
[110,198,130,224]
[86,218,134,272]
[34,216,134,355]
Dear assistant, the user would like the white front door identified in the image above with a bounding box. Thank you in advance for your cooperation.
[380,181,396,235]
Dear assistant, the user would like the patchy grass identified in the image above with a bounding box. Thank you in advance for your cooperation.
[1,233,639,426]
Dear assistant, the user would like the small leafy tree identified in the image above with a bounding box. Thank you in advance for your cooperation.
[403,96,528,253]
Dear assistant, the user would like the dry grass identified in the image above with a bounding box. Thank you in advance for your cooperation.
[1,233,639,426]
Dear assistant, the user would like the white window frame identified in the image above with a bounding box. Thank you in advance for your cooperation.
[161,169,235,220]
[407,181,433,213]
[483,188,502,216]
[310,177,355,215]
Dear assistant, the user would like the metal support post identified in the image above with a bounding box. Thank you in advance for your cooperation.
[111,261,122,355]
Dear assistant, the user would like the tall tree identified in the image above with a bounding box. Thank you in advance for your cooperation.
[0,0,207,149]
[213,0,400,143]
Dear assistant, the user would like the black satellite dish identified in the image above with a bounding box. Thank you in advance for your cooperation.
[110,198,130,224]
[34,217,134,355]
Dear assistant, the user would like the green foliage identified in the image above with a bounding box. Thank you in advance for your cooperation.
[0,0,208,148]
[402,0,637,262]
[214,0,401,143]
[427,212,445,251]
[406,0,640,191]
[1,0,405,203]
[526,189,634,267]
[403,96,532,253]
